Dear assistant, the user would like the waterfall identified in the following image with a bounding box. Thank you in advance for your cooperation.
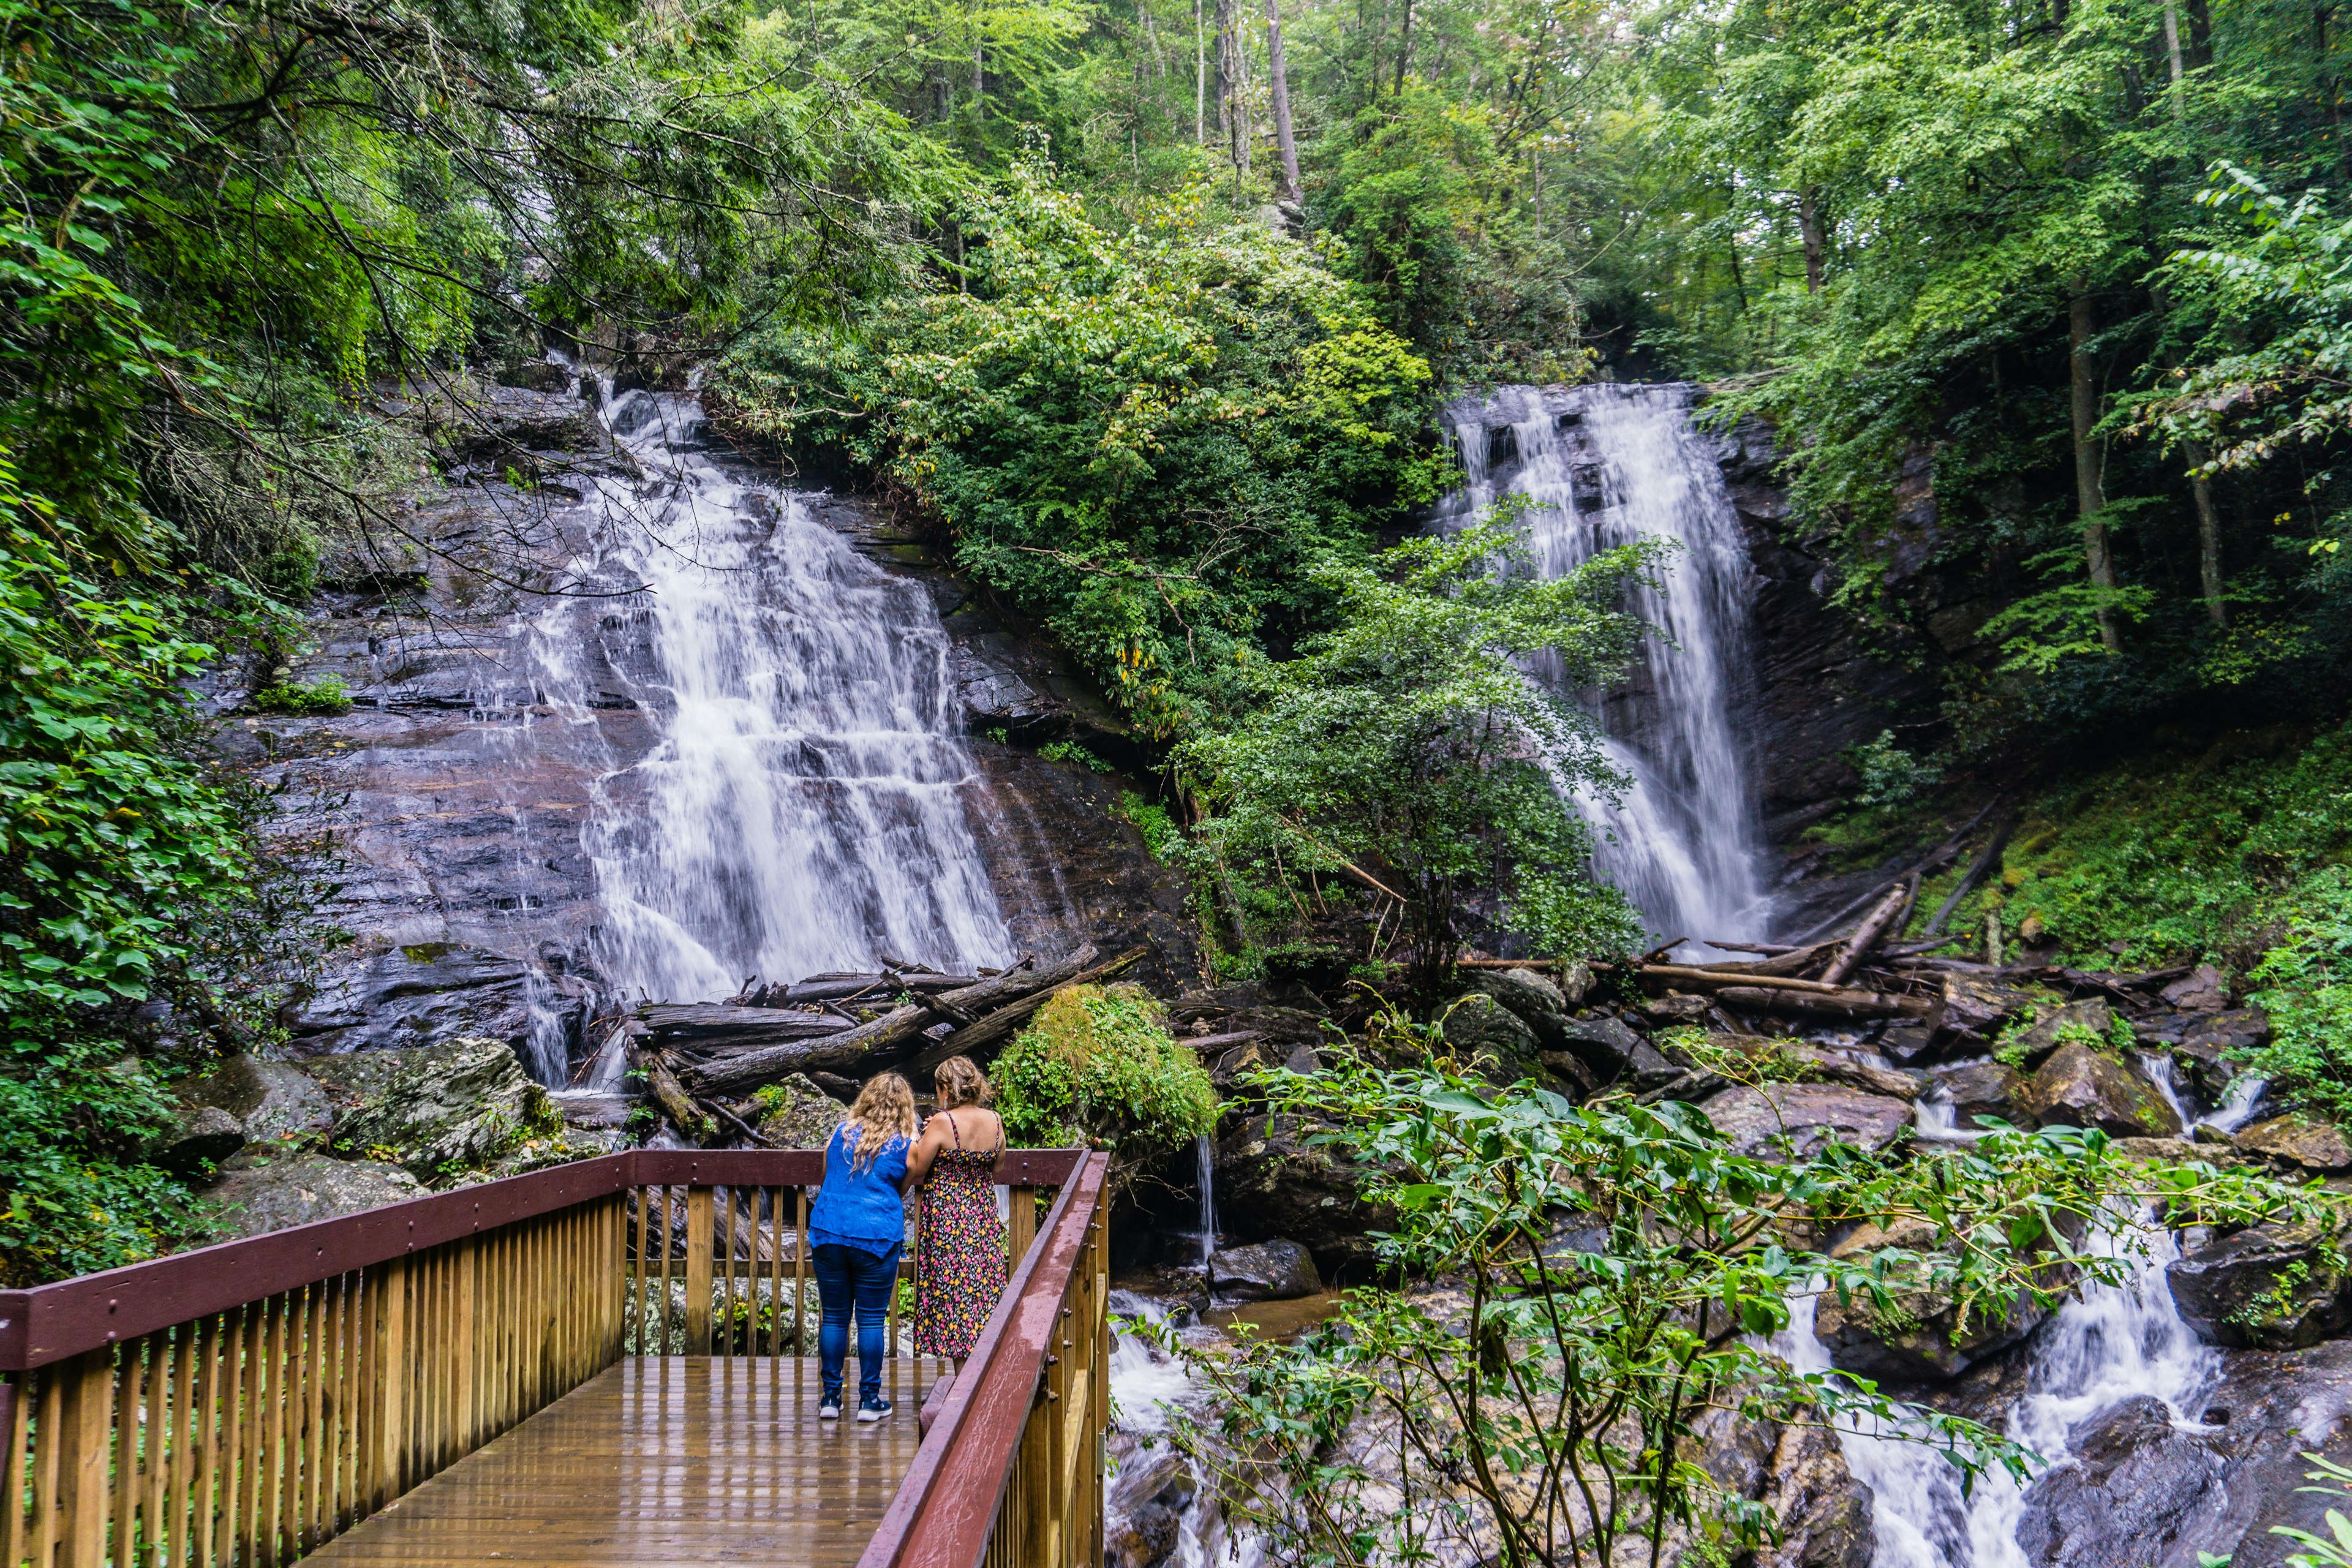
[528,384,1014,1007]
[1437,384,1771,948]
[1194,1134,1218,1272]
[1800,1076,2233,1568]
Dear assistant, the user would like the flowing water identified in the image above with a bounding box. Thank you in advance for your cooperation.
[1193,1134,1218,1272]
[529,385,1015,1009]
[1436,384,1771,948]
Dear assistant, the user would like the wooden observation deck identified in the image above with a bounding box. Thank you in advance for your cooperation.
[0,1148,1112,1568]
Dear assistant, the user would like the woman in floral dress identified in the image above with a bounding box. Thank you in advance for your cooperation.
[905,1056,1007,1370]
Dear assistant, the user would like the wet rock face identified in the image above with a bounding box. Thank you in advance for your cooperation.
[1105,1448,1193,1568]
[1439,993,1542,1079]
[1755,1423,1875,1568]
[2018,1396,2231,1568]
[2018,1042,2180,1138]
[287,943,591,1061]
[1210,1239,1323,1302]
[2234,1115,2352,1175]
[2169,1223,2352,1350]
[1813,1216,2056,1381]
[1706,417,1934,850]
[1697,1084,1913,1159]
[1929,1059,2026,1130]
[205,1155,425,1240]
[1554,1014,1683,1091]
[1213,1113,1396,1278]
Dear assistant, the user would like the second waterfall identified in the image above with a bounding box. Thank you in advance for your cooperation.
[1437,383,1773,946]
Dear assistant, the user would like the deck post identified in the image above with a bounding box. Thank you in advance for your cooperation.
[684,1188,715,1355]
[53,1348,113,1568]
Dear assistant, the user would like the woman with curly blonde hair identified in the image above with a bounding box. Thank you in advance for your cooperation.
[808,1072,916,1422]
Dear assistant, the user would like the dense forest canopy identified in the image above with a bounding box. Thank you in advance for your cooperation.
[4,0,2350,1281]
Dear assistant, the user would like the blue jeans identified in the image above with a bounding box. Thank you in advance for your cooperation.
[813,1241,901,1404]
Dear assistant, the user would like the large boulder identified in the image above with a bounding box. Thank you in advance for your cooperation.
[180,1056,334,1146]
[2186,1340,2352,1568]
[1553,1014,1684,1091]
[2172,1009,2271,1102]
[2168,1221,2352,1349]
[754,1074,850,1148]
[1698,1084,1914,1159]
[1461,967,1569,1047]
[2004,1000,2117,1071]
[1939,974,2046,1047]
[1213,1114,1395,1277]
[2016,1396,2230,1568]
[2018,1042,2180,1137]
[149,1105,246,1175]
[1927,1059,2026,1131]
[1812,1216,2056,1381]
[1439,993,1542,1079]
[1210,1239,1323,1303]
[1106,1447,1192,1568]
[2233,1114,2352,1175]
[2160,963,2230,1012]
[330,1036,557,1181]
[205,1154,425,1239]
[1754,1423,1875,1568]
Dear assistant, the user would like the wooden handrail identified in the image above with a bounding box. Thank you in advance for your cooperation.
[859,1150,1110,1568]
[0,1147,1084,1371]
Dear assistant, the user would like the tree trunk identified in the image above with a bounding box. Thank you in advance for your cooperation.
[1394,0,1413,94]
[2069,286,2120,650]
[2186,0,2212,65]
[1264,0,1302,202]
[1194,0,1207,143]
[2163,0,2185,114]
[2188,442,2228,627]
[1797,186,1825,293]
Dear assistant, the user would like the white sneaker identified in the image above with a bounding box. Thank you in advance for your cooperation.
[819,1398,841,1420]
[857,1398,893,1423]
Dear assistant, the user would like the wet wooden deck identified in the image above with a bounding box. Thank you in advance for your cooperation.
[307,1359,944,1568]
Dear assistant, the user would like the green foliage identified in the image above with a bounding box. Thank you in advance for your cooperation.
[993,983,1219,1158]
[1037,739,1114,772]
[1964,724,2352,970]
[1115,791,1185,862]
[2248,869,2352,1125]
[251,678,353,717]
[1140,1052,2325,1568]
[716,157,1448,736]
[1175,516,1659,983]
[1847,729,1942,810]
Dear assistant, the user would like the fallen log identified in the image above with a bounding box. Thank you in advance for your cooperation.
[1711,985,1931,1020]
[1178,1030,1264,1054]
[903,945,1150,1077]
[1923,810,2017,936]
[1635,963,1862,997]
[642,1050,715,1142]
[1822,883,1915,987]
[638,1005,852,1049]
[679,946,1104,1095]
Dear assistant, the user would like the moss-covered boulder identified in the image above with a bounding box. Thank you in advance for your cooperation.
[996,985,1218,1180]
[752,1074,850,1148]
[330,1037,560,1182]
[2018,1041,2179,1137]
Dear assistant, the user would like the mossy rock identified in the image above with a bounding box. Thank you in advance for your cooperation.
[330,1037,560,1183]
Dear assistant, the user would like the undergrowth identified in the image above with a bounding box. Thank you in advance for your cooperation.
[994,984,1218,1161]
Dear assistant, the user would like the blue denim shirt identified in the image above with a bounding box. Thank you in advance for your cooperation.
[808,1123,910,1257]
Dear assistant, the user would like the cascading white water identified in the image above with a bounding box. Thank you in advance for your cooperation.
[1437,384,1771,948]
[2203,1074,2269,1134]
[1194,1134,1218,1272]
[532,385,1016,1005]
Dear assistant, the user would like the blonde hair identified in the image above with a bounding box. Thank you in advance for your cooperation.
[842,1073,916,1170]
[933,1056,993,1110]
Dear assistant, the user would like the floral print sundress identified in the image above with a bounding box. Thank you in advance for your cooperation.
[914,1114,1006,1360]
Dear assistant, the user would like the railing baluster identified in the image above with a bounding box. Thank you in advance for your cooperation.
[794,1188,811,1361]
[684,1188,714,1357]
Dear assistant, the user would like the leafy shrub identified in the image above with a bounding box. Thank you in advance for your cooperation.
[1037,739,1112,772]
[1847,729,1943,809]
[1115,791,1184,861]
[2248,869,2352,1124]
[994,984,1218,1158]
[251,677,353,715]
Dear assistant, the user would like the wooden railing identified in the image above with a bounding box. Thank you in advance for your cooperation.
[862,1150,1109,1568]
[0,1147,1103,1568]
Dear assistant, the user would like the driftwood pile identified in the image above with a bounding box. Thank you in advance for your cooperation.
[615,944,1148,1142]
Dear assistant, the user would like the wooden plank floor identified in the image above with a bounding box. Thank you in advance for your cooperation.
[311,1358,941,1568]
